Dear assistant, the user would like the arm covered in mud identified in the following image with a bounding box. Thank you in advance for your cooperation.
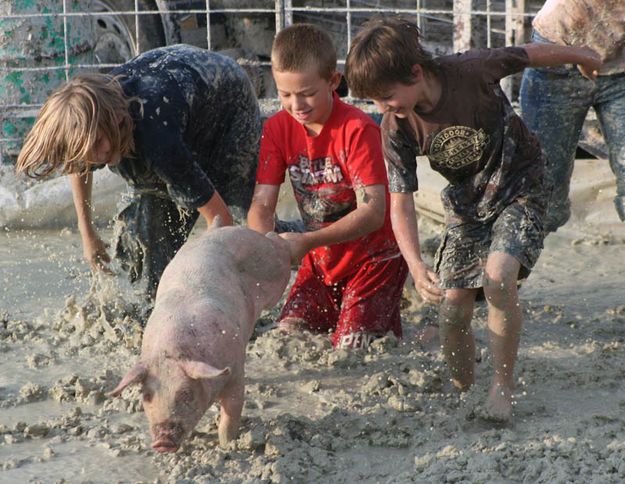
[280,184,386,264]
[522,43,602,80]
[390,192,442,304]
[70,172,112,274]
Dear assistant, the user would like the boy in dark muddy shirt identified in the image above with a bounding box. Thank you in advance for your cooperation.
[346,16,601,420]
[16,45,260,300]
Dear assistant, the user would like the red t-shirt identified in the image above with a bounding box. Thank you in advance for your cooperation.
[257,93,400,285]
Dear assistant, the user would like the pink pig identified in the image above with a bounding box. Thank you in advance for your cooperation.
[109,220,291,452]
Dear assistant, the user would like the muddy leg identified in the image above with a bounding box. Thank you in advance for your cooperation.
[482,252,522,421]
[438,288,478,391]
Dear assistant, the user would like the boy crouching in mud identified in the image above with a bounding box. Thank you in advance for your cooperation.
[247,23,408,350]
[345,16,601,420]
[16,45,261,303]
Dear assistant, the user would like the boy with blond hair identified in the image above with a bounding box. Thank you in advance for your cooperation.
[247,23,408,350]
[345,16,601,419]
[16,45,261,300]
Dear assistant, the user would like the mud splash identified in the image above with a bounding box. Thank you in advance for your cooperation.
[2,226,625,482]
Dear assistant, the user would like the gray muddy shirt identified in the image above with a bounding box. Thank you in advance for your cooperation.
[532,0,625,75]
[108,44,260,210]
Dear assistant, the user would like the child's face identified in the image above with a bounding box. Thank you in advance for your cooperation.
[372,81,420,119]
[273,67,341,135]
[89,130,121,166]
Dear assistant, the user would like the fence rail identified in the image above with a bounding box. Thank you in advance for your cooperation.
[0,0,540,161]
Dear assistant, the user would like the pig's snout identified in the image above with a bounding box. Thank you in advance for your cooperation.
[151,422,184,453]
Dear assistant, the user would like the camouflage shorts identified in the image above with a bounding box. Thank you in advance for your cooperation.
[434,202,545,290]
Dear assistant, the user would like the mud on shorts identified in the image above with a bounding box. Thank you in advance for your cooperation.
[278,252,408,349]
[434,202,545,292]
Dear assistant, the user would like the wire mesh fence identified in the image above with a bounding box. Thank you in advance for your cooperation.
[1,0,541,163]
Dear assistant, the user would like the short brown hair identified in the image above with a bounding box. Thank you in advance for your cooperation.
[16,73,135,178]
[345,16,434,99]
[271,23,337,79]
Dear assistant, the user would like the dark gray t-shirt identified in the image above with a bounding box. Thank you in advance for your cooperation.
[108,44,260,210]
[382,47,546,225]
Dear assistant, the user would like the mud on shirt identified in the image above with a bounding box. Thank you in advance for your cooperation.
[532,0,625,75]
[257,93,400,285]
[107,44,260,211]
[382,47,546,225]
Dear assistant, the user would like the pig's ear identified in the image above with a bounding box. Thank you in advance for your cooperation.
[209,215,224,230]
[108,363,148,397]
[179,360,231,380]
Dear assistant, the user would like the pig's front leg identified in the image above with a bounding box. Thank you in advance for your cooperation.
[218,378,244,447]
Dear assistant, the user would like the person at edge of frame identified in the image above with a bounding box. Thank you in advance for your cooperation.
[520,0,625,232]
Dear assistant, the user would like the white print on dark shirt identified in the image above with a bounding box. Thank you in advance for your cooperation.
[428,126,489,170]
[288,154,345,186]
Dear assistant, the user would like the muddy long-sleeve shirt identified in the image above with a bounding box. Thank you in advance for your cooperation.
[107,44,260,210]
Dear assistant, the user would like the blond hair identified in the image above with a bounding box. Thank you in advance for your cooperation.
[346,16,434,99]
[271,23,337,79]
[16,73,135,178]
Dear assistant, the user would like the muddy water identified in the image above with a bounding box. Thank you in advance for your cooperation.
[2,221,625,483]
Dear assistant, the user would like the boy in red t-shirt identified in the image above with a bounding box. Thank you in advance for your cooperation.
[247,23,408,349]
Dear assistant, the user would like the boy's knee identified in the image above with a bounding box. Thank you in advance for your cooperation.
[482,273,517,305]
[277,317,310,334]
[438,293,473,332]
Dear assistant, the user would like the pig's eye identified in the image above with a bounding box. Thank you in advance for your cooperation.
[176,389,193,404]
[143,390,153,403]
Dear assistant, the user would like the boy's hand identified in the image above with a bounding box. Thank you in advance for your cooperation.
[411,261,443,304]
[279,232,310,265]
[83,235,113,274]
[576,46,602,81]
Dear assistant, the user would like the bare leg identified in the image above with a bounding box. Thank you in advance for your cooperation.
[482,251,522,421]
[218,378,245,447]
[438,288,478,390]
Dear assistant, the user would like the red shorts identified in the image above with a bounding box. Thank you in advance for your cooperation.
[279,252,408,348]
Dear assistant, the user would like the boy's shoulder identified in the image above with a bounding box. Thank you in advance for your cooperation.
[333,97,380,131]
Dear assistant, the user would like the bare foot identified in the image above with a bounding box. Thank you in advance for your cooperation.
[481,382,514,423]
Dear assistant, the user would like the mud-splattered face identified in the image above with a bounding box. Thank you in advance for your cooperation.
[141,367,208,453]
[88,129,121,166]
[273,67,341,136]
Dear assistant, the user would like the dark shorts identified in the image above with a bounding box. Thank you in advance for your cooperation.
[435,202,545,290]
[279,252,408,348]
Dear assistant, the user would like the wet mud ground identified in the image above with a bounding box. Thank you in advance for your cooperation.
[1,220,625,483]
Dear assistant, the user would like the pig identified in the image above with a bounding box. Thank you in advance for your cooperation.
[109,219,291,452]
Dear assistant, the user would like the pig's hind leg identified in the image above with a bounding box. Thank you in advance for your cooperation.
[217,377,244,447]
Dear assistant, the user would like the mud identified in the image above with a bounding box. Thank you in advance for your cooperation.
[1,218,625,483]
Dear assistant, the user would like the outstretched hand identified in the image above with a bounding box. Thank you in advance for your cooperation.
[278,232,311,265]
[83,235,114,274]
[411,261,443,304]
[576,46,602,81]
